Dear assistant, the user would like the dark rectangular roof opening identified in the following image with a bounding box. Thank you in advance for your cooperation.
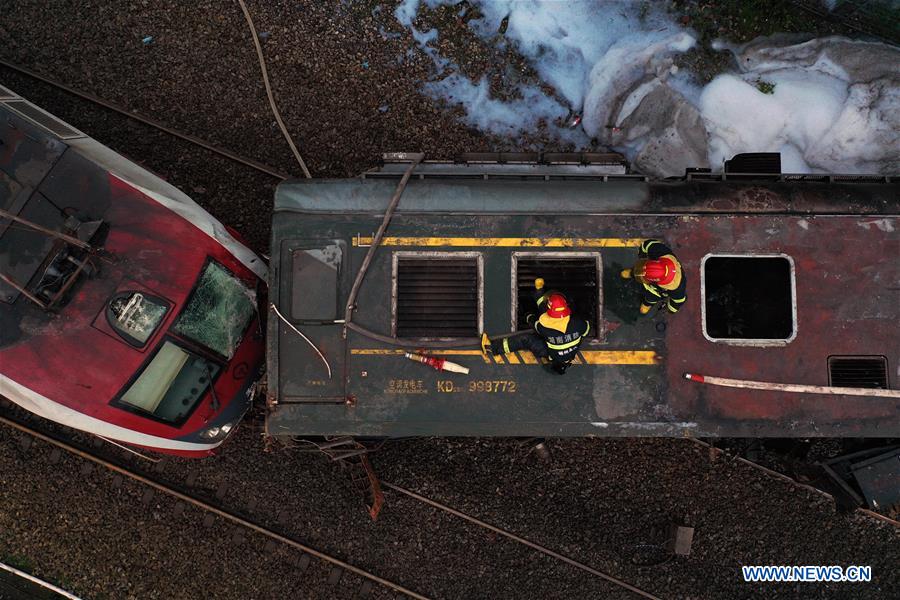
[394,253,481,338]
[514,254,600,337]
[829,356,889,389]
[703,255,795,342]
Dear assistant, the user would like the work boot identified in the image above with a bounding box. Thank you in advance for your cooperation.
[481,333,492,356]
[620,269,632,279]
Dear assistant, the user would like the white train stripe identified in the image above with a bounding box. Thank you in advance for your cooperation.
[0,375,220,452]
[0,561,83,600]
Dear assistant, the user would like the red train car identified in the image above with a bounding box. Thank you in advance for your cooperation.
[0,85,266,456]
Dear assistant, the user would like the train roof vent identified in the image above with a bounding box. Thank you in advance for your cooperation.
[724,152,781,174]
[4,100,83,139]
[829,356,889,389]
[394,254,481,338]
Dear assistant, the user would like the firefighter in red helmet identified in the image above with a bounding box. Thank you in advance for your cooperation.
[621,239,686,315]
[481,278,590,375]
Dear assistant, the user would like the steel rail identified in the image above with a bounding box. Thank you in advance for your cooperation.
[382,481,663,600]
[0,59,290,181]
[0,414,430,600]
[687,438,900,528]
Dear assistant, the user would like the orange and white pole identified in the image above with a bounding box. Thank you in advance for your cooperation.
[405,352,470,375]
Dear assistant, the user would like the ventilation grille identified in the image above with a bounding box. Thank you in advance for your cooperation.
[395,257,478,338]
[829,356,889,389]
[724,152,781,174]
[516,257,598,335]
[5,100,82,139]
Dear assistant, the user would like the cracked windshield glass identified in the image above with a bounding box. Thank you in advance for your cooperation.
[173,260,255,358]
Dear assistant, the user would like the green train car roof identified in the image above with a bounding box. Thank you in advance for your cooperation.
[267,166,899,438]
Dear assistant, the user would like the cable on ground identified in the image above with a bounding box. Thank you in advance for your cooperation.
[236,0,312,179]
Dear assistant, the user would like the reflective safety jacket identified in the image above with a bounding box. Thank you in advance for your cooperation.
[533,287,591,364]
[638,239,687,313]
[533,310,590,364]
[494,288,590,370]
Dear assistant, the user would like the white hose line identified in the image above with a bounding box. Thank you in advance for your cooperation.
[271,303,332,379]
[236,0,312,179]
[684,373,900,398]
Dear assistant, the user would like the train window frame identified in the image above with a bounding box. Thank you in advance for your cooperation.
[391,251,484,339]
[110,335,224,427]
[171,257,256,361]
[289,243,343,322]
[700,253,798,346]
[510,251,603,339]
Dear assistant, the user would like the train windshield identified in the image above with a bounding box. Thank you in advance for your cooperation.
[172,259,255,359]
[117,340,221,424]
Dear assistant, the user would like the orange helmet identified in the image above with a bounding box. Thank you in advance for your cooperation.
[546,293,571,318]
[637,257,677,286]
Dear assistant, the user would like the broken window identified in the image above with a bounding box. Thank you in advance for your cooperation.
[513,253,601,336]
[394,253,481,338]
[116,339,220,425]
[703,255,795,342]
[829,356,889,389]
[107,292,169,346]
[172,259,255,359]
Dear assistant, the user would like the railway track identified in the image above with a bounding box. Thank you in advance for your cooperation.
[0,59,290,182]
[0,403,664,600]
[0,406,428,599]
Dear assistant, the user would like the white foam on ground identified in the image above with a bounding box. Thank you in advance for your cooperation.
[396,0,900,175]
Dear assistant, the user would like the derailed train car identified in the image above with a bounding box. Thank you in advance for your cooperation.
[267,154,899,439]
[0,86,266,456]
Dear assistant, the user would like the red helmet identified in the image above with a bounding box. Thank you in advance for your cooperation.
[639,257,677,285]
[546,293,571,318]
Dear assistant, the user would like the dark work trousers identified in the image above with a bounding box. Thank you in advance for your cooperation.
[491,332,569,374]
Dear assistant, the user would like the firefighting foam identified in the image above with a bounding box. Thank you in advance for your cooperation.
[394,0,900,176]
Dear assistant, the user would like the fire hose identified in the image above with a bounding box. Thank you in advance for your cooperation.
[341,153,503,349]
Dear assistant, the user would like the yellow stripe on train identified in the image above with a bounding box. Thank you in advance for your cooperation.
[352,236,642,248]
[350,349,660,365]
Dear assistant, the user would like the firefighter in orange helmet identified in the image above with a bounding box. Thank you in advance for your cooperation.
[481,278,590,375]
[621,239,686,315]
